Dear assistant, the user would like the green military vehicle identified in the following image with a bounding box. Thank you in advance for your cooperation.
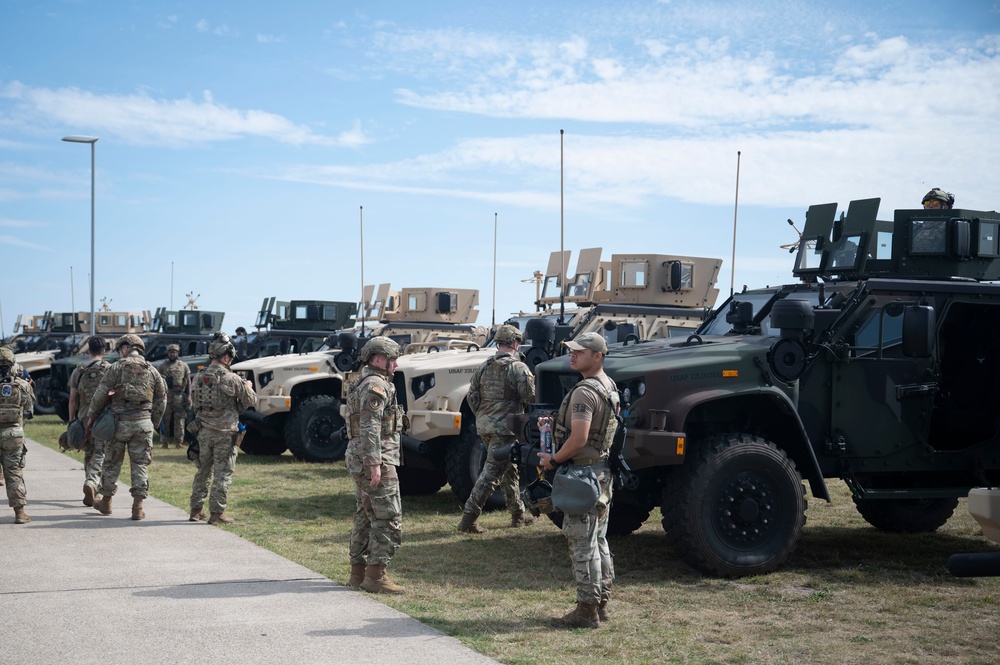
[233,285,488,461]
[391,248,722,503]
[525,197,1000,577]
[47,307,224,422]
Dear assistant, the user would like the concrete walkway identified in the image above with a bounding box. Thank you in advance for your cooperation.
[1,439,499,665]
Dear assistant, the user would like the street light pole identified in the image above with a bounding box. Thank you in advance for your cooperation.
[62,135,99,337]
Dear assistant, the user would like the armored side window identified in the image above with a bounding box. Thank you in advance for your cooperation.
[976,221,999,258]
[566,273,592,298]
[408,293,427,312]
[293,305,308,320]
[322,305,338,320]
[100,315,111,326]
[853,307,904,356]
[910,219,948,255]
[541,274,561,299]
[620,260,649,288]
[181,312,198,327]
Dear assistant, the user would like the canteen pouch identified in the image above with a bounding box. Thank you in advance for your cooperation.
[92,408,116,441]
[550,464,601,515]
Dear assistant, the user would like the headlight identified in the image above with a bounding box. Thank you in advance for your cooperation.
[411,373,436,399]
[258,371,274,389]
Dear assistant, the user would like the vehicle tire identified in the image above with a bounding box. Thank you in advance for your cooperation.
[285,395,347,462]
[445,418,505,511]
[32,376,57,415]
[852,496,958,533]
[661,433,807,577]
[397,465,448,495]
[240,431,288,456]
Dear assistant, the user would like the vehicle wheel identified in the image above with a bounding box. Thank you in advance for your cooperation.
[240,431,288,456]
[32,376,57,415]
[607,501,652,536]
[397,465,448,495]
[661,433,807,577]
[852,496,958,533]
[445,418,505,511]
[285,395,347,462]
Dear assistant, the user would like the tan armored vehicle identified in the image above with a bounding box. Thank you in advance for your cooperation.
[391,248,722,501]
[233,285,488,461]
[16,309,152,414]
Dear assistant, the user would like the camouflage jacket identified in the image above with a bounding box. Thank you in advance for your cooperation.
[88,352,167,425]
[157,358,191,395]
[345,366,403,467]
[192,364,256,433]
[467,350,535,436]
[69,358,110,422]
[0,373,35,438]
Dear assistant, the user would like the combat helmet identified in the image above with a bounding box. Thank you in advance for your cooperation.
[115,333,145,353]
[922,188,955,209]
[208,332,236,361]
[0,347,15,366]
[494,324,523,346]
[358,336,401,363]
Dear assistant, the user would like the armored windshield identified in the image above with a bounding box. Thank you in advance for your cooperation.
[698,293,823,337]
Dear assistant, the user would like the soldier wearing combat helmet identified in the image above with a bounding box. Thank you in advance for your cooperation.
[87,334,167,521]
[0,346,35,523]
[344,336,407,594]
[458,324,536,533]
[922,188,955,210]
[157,343,191,449]
[189,333,255,524]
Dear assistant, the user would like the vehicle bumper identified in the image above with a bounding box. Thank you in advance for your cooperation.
[405,408,462,441]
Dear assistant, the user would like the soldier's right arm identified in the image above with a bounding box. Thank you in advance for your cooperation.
[20,376,35,412]
[516,362,536,407]
[87,365,118,419]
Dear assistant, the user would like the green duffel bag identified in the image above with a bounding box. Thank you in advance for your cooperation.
[92,409,116,441]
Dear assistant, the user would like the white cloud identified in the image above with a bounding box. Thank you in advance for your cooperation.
[0,82,370,148]
[0,235,47,250]
[257,34,284,44]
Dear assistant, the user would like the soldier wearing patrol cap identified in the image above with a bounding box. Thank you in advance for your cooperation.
[537,332,620,629]
[189,332,255,525]
[458,324,536,533]
[0,346,35,523]
[157,343,191,449]
[87,334,167,521]
[344,336,407,594]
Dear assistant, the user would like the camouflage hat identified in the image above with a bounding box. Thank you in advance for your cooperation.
[166,343,181,353]
[922,188,955,208]
[359,336,401,363]
[208,332,236,360]
[0,347,14,365]
[116,333,145,352]
[494,324,523,346]
[521,477,554,518]
[563,332,607,354]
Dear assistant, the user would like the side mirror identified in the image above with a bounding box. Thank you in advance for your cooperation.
[902,306,935,358]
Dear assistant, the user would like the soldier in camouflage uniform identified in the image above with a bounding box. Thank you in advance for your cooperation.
[87,334,167,521]
[458,324,536,533]
[344,336,406,594]
[68,336,111,507]
[189,333,255,524]
[537,333,620,629]
[157,343,191,449]
[0,347,35,523]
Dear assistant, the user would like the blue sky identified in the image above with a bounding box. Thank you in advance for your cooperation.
[2,0,999,335]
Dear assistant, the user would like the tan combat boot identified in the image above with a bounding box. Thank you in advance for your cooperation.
[511,510,536,527]
[13,506,30,524]
[346,563,366,589]
[131,497,145,521]
[189,508,206,522]
[83,483,97,507]
[458,512,487,534]
[551,601,600,629]
[93,494,112,515]
[598,600,610,622]
[208,513,234,525]
[359,564,406,594]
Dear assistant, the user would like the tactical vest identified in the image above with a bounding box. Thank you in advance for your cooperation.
[345,372,402,440]
[77,359,110,417]
[113,356,156,408]
[192,365,228,417]
[161,359,188,393]
[0,376,25,426]
[553,376,620,456]
[476,354,521,405]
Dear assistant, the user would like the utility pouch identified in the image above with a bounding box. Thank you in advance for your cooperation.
[550,463,601,515]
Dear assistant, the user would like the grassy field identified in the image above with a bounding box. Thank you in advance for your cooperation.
[26,414,1000,664]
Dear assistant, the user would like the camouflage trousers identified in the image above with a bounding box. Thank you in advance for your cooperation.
[463,433,525,516]
[347,460,402,566]
[83,435,109,491]
[99,418,154,499]
[190,428,238,515]
[1,430,27,508]
[162,393,187,445]
[562,469,615,604]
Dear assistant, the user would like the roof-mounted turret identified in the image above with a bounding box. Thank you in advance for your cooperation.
[594,254,722,308]
[152,307,225,335]
[380,287,479,325]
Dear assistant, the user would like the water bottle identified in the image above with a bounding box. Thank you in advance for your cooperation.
[539,420,552,456]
